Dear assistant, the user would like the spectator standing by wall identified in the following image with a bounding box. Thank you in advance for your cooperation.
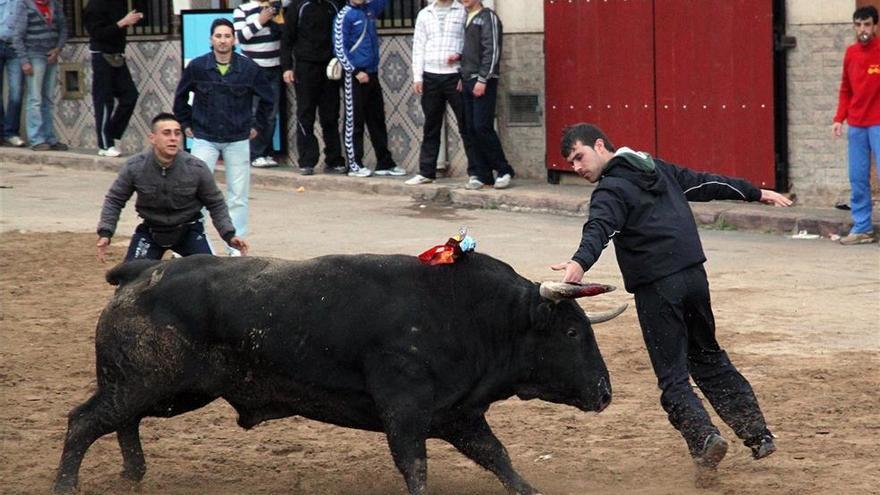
[459,0,513,189]
[281,0,346,175]
[174,18,273,256]
[234,0,287,168]
[83,0,142,158]
[333,0,405,178]
[0,0,26,147]
[13,0,68,152]
[832,5,880,245]
[406,0,471,186]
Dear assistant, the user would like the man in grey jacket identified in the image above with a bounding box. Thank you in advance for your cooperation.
[96,113,250,262]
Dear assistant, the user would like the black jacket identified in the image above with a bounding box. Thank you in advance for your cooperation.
[460,8,501,83]
[572,151,762,292]
[97,150,236,242]
[281,0,343,68]
[83,0,132,54]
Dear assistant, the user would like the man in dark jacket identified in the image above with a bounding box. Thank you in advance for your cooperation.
[459,0,513,190]
[83,0,142,157]
[96,113,249,262]
[552,123,790,476]
[281,0,345,175]
[174,18,273,256]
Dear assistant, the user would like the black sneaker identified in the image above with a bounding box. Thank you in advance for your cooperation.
[748,433,777,460]
[694,433,729,470]
[299,167,314,176]
[327,165,348,174]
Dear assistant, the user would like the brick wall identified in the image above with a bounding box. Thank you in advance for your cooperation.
[497,33,547,180]
[786,23,854,205]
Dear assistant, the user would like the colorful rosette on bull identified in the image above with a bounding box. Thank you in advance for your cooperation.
[418,227,476,265]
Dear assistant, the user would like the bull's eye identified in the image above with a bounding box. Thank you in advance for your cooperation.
[566,329,578,338]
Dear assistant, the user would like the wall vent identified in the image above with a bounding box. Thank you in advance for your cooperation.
[508,93,542,126]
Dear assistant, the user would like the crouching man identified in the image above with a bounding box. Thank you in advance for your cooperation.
[95,112,249,262]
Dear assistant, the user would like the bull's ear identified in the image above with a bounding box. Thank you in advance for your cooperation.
[539,282,616,302]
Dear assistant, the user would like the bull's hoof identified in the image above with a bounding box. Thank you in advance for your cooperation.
[120,464,146,482]
[52,476,78,494]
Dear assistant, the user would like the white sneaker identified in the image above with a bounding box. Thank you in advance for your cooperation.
[374,166,407,176]
[98,146,122,157]
[494,173,512,189]
[465,177,485,190]
[347,166,372,177]
[264,156,278,166]
[251,157,270,167]
[6,136,25,147]
[404,174,434,185]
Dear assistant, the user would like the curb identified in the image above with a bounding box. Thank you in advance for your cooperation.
[1,147,869,237]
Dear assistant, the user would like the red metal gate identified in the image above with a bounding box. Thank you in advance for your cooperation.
[545,0,776,188]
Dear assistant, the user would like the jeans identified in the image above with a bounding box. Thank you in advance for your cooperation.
[0,41,23,139]
[190,138,251,251]
[251,66,281,160]
[846,125,880,234]
[418,72,471,179]
[24,56,58,146]
[462,78,514,185]
[633,265,769,456]
[124,222,212,261]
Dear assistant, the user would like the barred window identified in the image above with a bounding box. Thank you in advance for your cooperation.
[64,0,174,38]
[378,0,421,30]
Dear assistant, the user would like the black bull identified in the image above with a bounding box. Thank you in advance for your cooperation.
[54,253,626,495]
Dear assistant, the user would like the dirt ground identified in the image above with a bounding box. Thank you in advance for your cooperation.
[0,230,877,495]
[0,163,878,495]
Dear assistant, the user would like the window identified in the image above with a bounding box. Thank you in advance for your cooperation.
[65,0,174,38]
[378,0,421,30]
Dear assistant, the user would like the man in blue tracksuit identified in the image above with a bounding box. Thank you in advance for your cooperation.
[174,18,273,255]
[553,123,791,477]
[333,0,403,177]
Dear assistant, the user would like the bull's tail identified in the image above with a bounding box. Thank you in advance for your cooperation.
[105,260,162,286]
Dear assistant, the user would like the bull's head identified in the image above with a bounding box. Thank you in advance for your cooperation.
[516,282,626,413]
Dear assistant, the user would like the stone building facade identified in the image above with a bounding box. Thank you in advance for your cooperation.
[37,1,879,204]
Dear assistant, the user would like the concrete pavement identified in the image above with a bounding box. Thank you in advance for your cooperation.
[1,146,875,239]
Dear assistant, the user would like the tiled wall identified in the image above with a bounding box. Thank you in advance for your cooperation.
[55,35,469,176]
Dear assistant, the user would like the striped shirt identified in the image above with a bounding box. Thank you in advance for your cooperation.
[234,1,286,68]
[411,0,466,83]
[12,0,66,59]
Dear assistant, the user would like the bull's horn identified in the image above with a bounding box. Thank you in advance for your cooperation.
[539,282,616,301]
[587,303,628,324]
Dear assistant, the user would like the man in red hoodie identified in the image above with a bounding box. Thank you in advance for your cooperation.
[832,5,880,245]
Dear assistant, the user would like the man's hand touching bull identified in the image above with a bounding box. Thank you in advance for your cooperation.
[550,260,585,284]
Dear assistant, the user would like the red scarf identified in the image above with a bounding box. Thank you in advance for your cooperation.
[34,0,53,26]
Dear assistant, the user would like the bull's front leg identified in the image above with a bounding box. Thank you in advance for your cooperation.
[366,357,433,495]
[438,414,541,495]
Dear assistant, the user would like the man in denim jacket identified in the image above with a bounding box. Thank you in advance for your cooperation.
[174,18,273,255]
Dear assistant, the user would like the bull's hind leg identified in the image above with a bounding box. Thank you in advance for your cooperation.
[54,390,133,493]
[117,421,146,482]
[437,414,540,495]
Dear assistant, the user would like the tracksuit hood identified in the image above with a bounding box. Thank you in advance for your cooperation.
[603,147,665,194]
